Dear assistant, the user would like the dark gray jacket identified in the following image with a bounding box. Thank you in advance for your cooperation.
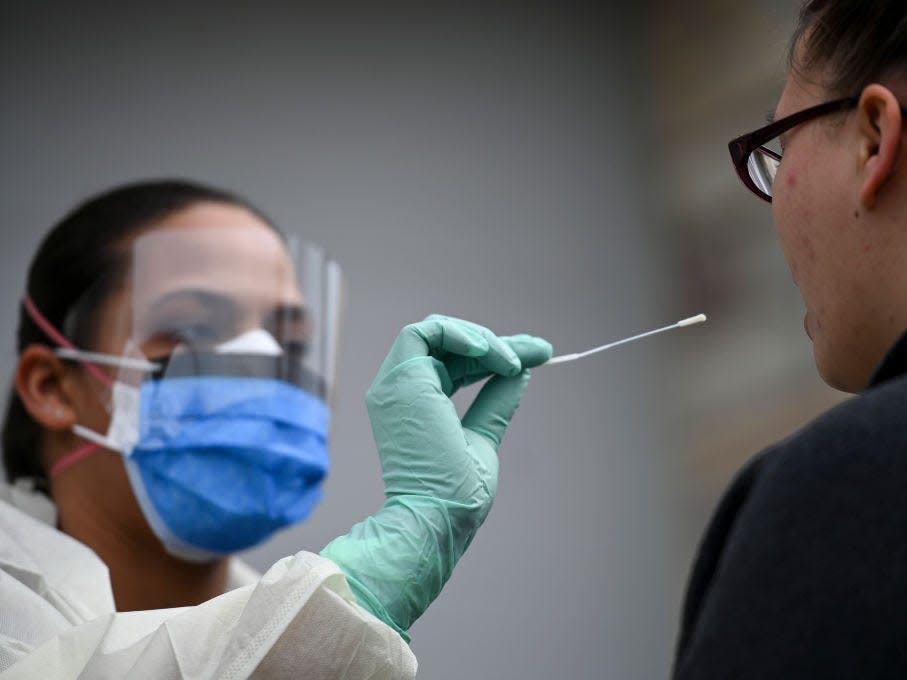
[674,332,907,679]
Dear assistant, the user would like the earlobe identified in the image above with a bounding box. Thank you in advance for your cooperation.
[857,84,903,210]
[16,344,78,430]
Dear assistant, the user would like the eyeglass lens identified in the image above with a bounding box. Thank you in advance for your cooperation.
[747,138,782,197]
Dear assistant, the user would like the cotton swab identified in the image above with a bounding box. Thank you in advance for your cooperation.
[544,314,707,366]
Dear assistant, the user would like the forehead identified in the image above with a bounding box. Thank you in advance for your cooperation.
[776,32,832,119]
[776,70,827,121]
[130,204,300,310]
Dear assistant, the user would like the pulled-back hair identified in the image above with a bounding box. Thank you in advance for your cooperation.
[2,179,276,492]
[791,0,907,97]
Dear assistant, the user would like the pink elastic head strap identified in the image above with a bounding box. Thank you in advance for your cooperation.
[23,295,109,478]
[22,295,113,388]
[49,443,101,479]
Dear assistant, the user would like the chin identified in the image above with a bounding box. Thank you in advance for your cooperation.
[814,351,862,394]
[817,369,853,393]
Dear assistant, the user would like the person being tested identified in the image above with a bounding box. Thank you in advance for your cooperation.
[0,180,551,677]
[673,1,907,677]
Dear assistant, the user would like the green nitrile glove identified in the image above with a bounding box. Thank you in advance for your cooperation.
[321,315,551,639]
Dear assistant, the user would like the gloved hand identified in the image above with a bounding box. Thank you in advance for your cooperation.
[321,315,551,639]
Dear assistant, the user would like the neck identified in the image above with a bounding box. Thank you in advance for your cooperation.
[50,450,230,610]
[104,543,230,611]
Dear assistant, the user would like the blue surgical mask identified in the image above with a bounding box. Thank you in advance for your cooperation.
[40,318,330,562]
[124,373,329,561]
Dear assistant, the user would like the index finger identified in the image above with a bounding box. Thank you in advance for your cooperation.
[378,315,522,381]
[376,316,486,377]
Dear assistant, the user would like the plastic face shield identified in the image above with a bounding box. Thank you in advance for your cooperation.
[70,224,344,408]
[49,224,341,559]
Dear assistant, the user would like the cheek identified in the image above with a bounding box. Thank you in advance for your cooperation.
[784,169,797,189]
[772,177,813,276]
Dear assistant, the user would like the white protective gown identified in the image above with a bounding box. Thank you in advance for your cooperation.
[0,481,417,679]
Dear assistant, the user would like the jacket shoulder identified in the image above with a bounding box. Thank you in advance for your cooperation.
[674,375,907,678]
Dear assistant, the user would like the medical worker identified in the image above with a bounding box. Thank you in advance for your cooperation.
[0,179,551,677]
[673,1,907,677]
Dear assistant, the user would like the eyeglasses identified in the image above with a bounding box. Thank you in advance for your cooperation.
[728,97,859,203]
[730,97,907,202]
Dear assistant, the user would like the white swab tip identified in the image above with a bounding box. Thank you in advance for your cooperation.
[544,354,577,365]
[677,313,707,327]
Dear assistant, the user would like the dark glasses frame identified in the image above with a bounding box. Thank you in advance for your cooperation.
[730,97,907,202]
[728,97,859,202]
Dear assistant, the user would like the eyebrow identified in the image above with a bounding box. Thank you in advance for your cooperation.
[147,289,241,321]
[765,110,777,125]
[145,289,308,337]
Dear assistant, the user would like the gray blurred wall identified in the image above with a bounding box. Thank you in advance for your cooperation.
[2,3,692,677]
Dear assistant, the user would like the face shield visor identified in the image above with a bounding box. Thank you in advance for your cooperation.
[127,225,341,398]
[46,224,345,561]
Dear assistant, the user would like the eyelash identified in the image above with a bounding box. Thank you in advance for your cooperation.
[283,339,309,357]
[156,325,218,345]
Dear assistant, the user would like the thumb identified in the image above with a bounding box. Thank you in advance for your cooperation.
[461,369,532,450]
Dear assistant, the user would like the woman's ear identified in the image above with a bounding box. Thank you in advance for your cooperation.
[857,84,903,210]
[16,344,78,431]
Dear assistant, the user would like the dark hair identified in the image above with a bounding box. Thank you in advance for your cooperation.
[791,0,907,97]
[2,179,277,491]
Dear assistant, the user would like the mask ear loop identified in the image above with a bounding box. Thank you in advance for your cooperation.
[23,295,113,478]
